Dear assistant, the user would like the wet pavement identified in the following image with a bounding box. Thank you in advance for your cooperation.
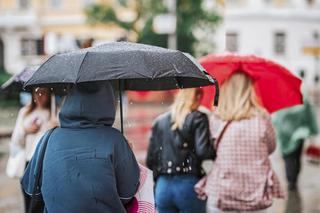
[0,104,320,213]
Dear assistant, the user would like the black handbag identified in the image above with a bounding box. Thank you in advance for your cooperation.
[28,127,56,213]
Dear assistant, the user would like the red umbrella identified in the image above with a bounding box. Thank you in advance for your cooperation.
[199,53,303,113]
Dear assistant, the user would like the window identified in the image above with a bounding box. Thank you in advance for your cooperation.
[306,0,315,6]
[313,32,319,40]
[83,0,93,7]
[21,38,45,56]
[226,32,238,52]
[274,32,286,55]
[19,0,29,9]
[51,0,62,9]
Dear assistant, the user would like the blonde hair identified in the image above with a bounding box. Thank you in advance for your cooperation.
[171,88,203,130]
[216,73,267,121]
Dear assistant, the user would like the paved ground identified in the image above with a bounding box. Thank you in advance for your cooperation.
[0,104,320,213]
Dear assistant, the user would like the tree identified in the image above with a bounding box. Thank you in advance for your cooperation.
[85,0,221,56]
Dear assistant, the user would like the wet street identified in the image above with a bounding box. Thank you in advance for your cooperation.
[0,104,320,213]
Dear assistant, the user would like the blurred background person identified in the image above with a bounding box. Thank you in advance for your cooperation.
[80,38,94,49]
[272,71,319,191]
[205,73,284,213]
[146,88,215,213]
[9,87,57,212]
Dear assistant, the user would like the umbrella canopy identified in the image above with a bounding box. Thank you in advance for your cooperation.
[24,42,219,132]
[24,42,217,93]
[199,53,303,113]
[1,66,37,91]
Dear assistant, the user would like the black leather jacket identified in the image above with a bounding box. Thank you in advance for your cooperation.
[146,110,215,179]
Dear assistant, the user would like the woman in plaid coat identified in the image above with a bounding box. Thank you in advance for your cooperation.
[205,73,284,213]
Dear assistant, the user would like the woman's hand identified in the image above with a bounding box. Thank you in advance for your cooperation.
[25,123,40,134]
[128,141,133,149]
[48,117,59,128]
[194,176,207,200]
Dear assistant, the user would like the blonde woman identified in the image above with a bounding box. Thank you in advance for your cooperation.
[204,73,284,213]
[146,88,215,213]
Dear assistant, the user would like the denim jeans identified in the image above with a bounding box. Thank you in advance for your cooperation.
[155,175,206,213]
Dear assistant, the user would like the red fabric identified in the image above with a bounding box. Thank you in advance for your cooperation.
[127,90,176,102]
[199,53,303,113]
[306,144,320,158]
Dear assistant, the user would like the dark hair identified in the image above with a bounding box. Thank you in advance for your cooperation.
[80,38,94,49]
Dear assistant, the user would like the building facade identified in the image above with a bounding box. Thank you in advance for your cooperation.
[0,0,125,74]
[225,0,320,85]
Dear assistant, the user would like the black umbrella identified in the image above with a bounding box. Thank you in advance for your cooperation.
[24,42,219,132]
[1,66,37,92]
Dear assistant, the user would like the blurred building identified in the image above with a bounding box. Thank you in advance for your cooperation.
[0,0,125,74]
[225,0,320,85]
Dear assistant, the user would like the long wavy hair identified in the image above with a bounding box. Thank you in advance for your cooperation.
[171,88,203,130]
[25,87,51,116]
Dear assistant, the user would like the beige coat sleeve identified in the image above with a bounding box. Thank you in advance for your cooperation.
[11,108,27,147]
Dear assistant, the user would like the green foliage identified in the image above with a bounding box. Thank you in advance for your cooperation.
[85,0,221,56]
[86,4,135,30]
[0,69,19,108]
[0,69,11,85]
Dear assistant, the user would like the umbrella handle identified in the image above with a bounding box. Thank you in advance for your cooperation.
[51,94,56,119]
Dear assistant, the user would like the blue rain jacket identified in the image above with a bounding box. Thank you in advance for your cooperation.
[21,83,140,213]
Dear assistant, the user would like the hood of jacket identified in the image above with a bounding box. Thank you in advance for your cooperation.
[59,82,116,128]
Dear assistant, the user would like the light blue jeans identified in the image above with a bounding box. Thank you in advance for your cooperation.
[155,175,206,213]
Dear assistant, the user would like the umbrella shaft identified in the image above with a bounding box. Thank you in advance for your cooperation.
[119,80,124,133]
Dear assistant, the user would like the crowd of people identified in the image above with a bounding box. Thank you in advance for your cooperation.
[147,73,286,213]
[5,42,319,213]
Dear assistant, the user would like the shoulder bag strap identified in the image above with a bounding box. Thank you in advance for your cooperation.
[215,121,231,150]
[28,127,56,213]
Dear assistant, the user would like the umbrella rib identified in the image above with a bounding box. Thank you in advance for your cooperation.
[76,52,89,83]
[24,54,56,89]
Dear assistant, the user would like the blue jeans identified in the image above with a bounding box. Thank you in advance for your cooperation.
[155,175,206,213]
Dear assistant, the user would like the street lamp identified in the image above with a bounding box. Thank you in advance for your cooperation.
[152,0,177,50]
[166,0,177,50]
[313,32,320,79]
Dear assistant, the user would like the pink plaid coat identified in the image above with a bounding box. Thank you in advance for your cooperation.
[205,115,284,211]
